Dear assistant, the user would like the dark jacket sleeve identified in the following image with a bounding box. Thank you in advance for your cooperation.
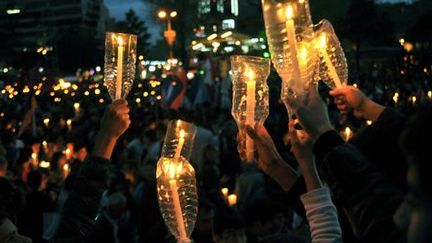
[313,130,405,242]
[349,108,407,189]
[53,156,110,242]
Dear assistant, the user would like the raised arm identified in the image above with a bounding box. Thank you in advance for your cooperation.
[285,84,404,242]
[53,100,130,242]
[288,121,342,243]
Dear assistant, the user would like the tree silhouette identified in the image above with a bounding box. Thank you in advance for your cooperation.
[112,9,151,57]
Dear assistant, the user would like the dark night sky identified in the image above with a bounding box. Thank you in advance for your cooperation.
[103,0,413,45]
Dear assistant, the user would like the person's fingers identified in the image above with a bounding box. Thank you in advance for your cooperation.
[112,99,128,108]
[255,124,271,141]
[329,88,347,97]
[335,98,345,105]
[337,104,348,111]
[117,106,130,115]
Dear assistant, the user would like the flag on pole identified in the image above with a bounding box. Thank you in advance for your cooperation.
[18,96,38,137]
[165,68,188,110]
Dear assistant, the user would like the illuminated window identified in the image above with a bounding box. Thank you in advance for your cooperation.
[222,19,235,30]
[198,0,211,17]
[231,0,239,16]
[217,0,224,13]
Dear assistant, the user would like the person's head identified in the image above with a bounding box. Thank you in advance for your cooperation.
[243,191,286,240]
[213,209,246,243]
[396,103,432,243]
[73,141,88,162]
[27,170,46,191]
[0,213,31,243]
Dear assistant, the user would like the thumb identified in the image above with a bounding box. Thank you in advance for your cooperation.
[245,125,265,146]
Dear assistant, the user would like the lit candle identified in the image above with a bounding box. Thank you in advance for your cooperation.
[228,194,237,207]
[39,161,50,168]
[63,163,70,178]
[31,152,38,166]
[73,102,80,113]
[168,162,188,242]
[65,148,72,160]
[285,5,301,83]
[343,127,352,141]
[245,68,256,162]
[43,118,50,127]
[318,33,343,88]
[174,130,185,161]
[221,188,229,200]
[42,140,48,151]
[115,36,124,100]
[428,91,432,99]
[412,96,416,105]
[393,92,399,104]
[66,119,72,132]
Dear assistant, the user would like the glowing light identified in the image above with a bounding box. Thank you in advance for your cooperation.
[136,98,141,103]
[143,92,149,97]
[158,10,167,19]
[286,5,294,19]
[95,66,101,72]
[366,120,372,126]
[39,161,50,168]
[99,98,104,103]
[156,95,162,100]
[23,86,30,93]
[84,91,90,96]
[94,88,101,95]
[207,33,218,41]
[186,72,195,80]
[43,118,50,126]
[170,11,177,18]
[3,68,8,73]
[7,8,21,15]
[221,31,232,39]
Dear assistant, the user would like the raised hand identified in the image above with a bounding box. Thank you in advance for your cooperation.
[330,85,385,121]
[285,84,333,143]
[288,121,322,191]
[237,125,298,192]
[92,99,131,159]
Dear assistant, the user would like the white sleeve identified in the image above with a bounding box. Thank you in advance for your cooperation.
[300,187,343,243]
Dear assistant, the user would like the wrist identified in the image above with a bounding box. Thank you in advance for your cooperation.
[359,99,385,121]
[269,159,299,192]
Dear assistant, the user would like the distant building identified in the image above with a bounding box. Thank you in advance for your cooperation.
[193,0,266,56]
[0,0,110,62]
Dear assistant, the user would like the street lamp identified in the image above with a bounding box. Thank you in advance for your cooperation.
[158,9,177,59]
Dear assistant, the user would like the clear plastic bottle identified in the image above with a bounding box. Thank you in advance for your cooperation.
[313,19,348,89]
[156,120,198,243]
[261,0,319,111]
[104,32,137,101]
[231,55,270,162]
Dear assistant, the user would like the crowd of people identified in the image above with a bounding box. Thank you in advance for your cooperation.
[0,53,431,243]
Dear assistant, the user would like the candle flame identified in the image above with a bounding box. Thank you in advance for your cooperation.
[286,5,294,19]
[117,36,124,46]
[169,162,177,179]
[319,33,327,49]
[300,45,308,64]
[40,161,50,168]
[63,164,69,171]
[73,103,80,109]
[246,68,255,81]
[221,188,228,195]
[179,129,185,139]
[66,119,72,125]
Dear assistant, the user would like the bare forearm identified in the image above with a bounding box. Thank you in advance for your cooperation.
[360,99,385,122]
[92,133,118,160]
[269,159,300,192]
